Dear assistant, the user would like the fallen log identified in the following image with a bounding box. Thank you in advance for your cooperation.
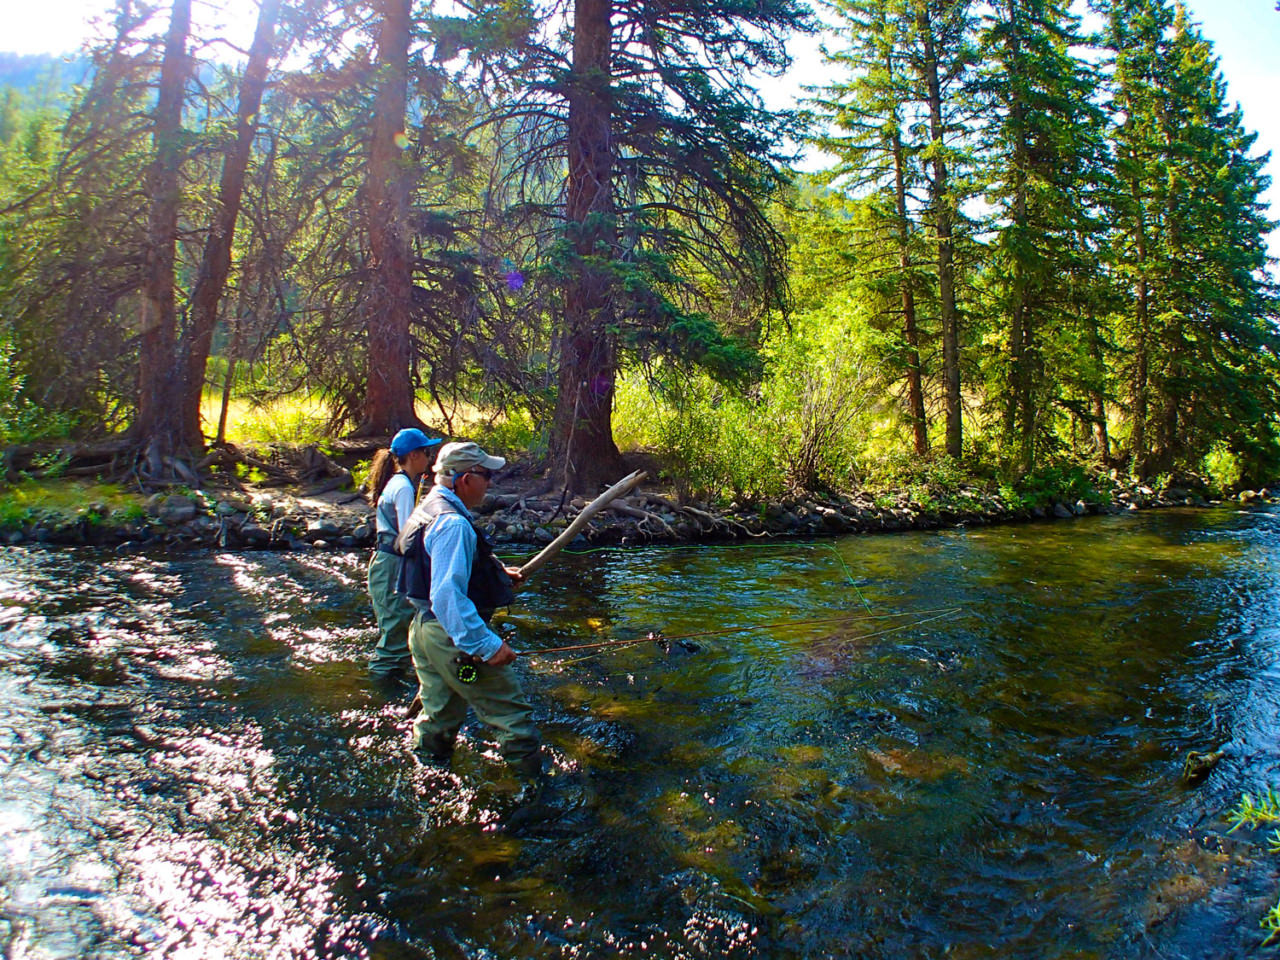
[517,470,647,578]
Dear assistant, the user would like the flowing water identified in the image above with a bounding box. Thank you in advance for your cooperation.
[3,505,1280,959]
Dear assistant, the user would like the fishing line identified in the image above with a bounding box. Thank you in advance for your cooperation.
[537,607,963,668]
[530,606,964,658]
[498,539,875,599]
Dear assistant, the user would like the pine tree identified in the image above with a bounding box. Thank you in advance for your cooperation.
[975,0,1111,474]
[911,0,976,459]
[134,0,194,475]
[181,0,282,448]
[1104,0,1279,477]
[812,0,932,455]
[502,0,813,490]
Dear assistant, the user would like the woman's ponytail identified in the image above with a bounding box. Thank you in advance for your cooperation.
[365,449,399,503]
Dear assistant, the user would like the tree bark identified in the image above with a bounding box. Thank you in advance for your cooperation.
[1130,185,1150,474]
[356,0,420,435]
[885,40,928,457]
[551,0,625,492]
[917,2,962,460]
[181,0,280,448]
[1086,307,1109,462]
[135,0,192,474]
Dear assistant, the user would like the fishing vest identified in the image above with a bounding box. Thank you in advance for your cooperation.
[395,490,514,622]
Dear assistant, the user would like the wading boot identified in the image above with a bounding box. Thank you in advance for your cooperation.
[412,731,456,770]
[510,750,548,806]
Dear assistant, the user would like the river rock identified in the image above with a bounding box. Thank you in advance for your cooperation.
[1239,489,1258,503]
[1053,502,1073,519]
[240,523,271,547]
[305,518,343,540]
[154,494,199,525]
[188,516,218,536]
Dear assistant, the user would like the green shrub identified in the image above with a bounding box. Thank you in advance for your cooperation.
[475,408,543,459]
[1203,441,1243,495]
[1011,463,1103,508]
[0,325,77,445]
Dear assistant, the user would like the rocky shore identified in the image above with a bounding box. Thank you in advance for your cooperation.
[3,480,1275,552]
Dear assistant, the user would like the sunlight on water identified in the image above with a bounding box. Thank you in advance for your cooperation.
[0,506,1278,957]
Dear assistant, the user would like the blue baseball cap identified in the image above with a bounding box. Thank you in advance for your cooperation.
[390,428,442,458]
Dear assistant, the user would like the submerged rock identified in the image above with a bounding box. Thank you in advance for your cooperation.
[1180,749,1224,787]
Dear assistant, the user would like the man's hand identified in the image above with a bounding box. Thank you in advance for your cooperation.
[504,565,525,586]
[486,641,518,666]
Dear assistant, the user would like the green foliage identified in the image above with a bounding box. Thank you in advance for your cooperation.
[614,304,889,503]
[1226,788,1280,832]
[474,408,542,460]
[234,462,269,485]
[616,373,783,504]
[0,479,145,530]
[1202,441,1243,495]
[221,397,331,446]
[1225,788,1280,943]
[350,457,373,495]
[1009,463,1105,509]
[0,329,76,444]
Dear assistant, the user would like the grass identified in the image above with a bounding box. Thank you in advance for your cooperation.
[200,387,540,457]
[0,479,148,529]
[200,390,334,445]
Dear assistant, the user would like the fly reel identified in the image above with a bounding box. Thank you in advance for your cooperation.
[454,654,482,684]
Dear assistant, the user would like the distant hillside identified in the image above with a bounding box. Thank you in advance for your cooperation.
[0,52,90,105]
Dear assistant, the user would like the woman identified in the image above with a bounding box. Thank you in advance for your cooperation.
[365,427,441,681]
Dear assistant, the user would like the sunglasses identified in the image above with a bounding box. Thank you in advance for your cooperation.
[466,467,494,481]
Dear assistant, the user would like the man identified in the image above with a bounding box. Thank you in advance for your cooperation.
[396,441,542,779]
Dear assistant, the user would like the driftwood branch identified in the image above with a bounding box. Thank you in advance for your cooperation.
[518,470,647,578]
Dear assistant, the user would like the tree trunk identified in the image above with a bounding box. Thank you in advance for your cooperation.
[356,0,419,435]
[918,3,962,460]
[886,41,928,457]
[135,0,192,475]
[1130,187,1150,474]
[551,0,625,492]
[1086,307,1109,462]
[181,0,280,448]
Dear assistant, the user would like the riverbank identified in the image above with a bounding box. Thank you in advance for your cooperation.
[3,471,1275,551]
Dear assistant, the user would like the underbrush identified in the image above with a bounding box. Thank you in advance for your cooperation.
[200,389,333,445]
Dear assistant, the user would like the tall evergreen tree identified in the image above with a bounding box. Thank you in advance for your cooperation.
[135,0,193,475]
[812,0,931,455]
[976,0,1110,474]
[910,0,976,459]
[506,0,812,490]
[181,0,282,448]
[1104,0,1279,476]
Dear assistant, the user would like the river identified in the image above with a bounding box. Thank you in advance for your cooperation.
[2,504,1279,958]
